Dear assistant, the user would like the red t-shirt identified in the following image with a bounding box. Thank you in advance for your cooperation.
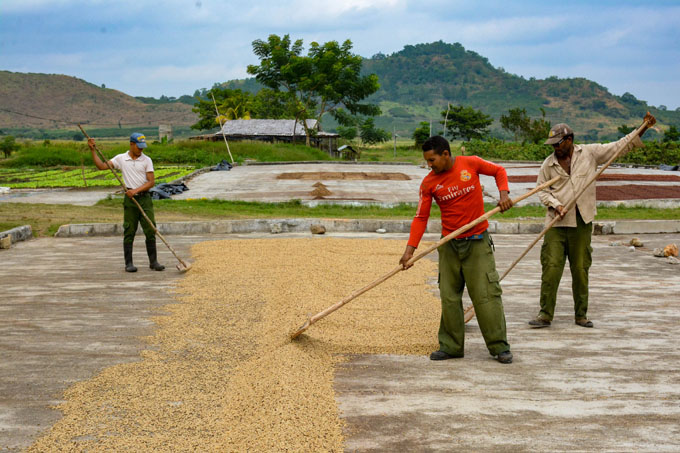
[407,156,509,248]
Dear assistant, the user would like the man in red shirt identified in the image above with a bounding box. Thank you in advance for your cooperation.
[400,136,513,364]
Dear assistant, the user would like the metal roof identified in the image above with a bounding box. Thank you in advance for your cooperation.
[216,119,318,137]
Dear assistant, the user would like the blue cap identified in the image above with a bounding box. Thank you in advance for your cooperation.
[130,132,148,149]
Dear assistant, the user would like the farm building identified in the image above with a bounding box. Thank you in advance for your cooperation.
[192,119,340,155]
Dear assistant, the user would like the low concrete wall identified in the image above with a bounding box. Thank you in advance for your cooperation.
[54,219,679,238]
[0,225,33,244]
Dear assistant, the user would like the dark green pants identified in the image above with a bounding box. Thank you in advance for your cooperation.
[538,211,593,321]
[437,231,510,357]
[123,193,157,244]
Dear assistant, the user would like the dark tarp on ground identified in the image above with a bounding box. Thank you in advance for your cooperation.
[212,160,233,171]
[150,183,189,200]
[658,164,679,171]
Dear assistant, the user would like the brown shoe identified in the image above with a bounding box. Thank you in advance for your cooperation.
[528,317,551,328]
[575,318,594,328]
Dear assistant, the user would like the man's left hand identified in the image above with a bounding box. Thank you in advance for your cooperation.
[497,190,513,212]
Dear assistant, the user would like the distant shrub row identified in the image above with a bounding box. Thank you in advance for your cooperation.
[0,139,333,168]
[465,139,680,166]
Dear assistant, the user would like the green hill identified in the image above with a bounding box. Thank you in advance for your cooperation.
[360,41,677,140]
[224,41,677,141]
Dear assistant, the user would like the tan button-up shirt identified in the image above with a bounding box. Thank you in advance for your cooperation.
[537,130,644,227]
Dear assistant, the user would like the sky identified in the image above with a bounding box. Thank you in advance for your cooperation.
[1,0,679,110]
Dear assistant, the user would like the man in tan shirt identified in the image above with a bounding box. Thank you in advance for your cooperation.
[529,112,656,328]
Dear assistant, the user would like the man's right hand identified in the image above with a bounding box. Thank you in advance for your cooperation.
[555,205,568,219]
[87,138,96,151]
[400,245,416,269]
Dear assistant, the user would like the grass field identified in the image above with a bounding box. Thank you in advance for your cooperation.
[1,138,678,237]
[1,198,678,238]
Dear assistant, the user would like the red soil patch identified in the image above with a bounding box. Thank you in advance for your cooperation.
[277,172,411,181]
[596,185,680,200]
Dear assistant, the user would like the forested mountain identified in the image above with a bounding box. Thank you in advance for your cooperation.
[224,41,677,140]
[360,41,677,140]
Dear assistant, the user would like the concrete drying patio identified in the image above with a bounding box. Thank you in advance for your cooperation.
[3,162,680,208]
[1,231,679,451]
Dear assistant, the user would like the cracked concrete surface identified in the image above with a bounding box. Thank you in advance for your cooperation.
[1,232,679,451]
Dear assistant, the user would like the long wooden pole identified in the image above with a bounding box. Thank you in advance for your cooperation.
[463,119,650,323]
[78,125,191,272]
[210,93,235,164]
[290,175,560,339]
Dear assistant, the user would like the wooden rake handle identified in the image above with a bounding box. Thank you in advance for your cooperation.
[290,175,560,339]
[463,119,650,323]
[77,124,191,270]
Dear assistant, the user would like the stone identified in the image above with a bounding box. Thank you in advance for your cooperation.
[653,248,665,257]
[0,235,10,249]
[270,223,282,234]
[310,224,326,235]
[609,241,623,246]
[667,256,680,265]
[629,237,643,247]
[628,246,636,252]
[375,228,387,234]
[664,243,679,257]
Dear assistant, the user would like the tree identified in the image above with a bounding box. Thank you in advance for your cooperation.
[618,124,634,137]
[359,118,390,145]
[412,121,430,147]
[663,125,680,143]
[500,107,550,144]
[191,87,253,130]
[524,108,551,144]
[250,89,298,119]
[247,34,380,146]
[336,126,357,140]
[0,136,20,158]
[500,108,530,142]
[441,105,492,141]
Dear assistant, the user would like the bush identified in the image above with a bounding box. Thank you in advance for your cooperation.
[464,139,552,161]
[619,141,680,165]
[464,138,680,166]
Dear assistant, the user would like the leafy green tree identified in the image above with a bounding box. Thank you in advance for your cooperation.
[412,121,430,147]
[663,125,680,143]
[247,34,380,146]
[618,124,634,137]
[524,108,551,144]
[191,88,253,130]
[441,105,492,141]
[500,107,550,144]
[500,108,530,142]
[250,89,298,119]
[336,126,358,140]
[1,135,20,158]
[359,118,390,145]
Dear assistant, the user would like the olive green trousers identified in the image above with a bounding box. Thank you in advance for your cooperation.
[437,231,510,357]
[538,211,593,321]
[123,193,157,244]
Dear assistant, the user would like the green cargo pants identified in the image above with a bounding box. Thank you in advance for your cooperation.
[538,210,593,321]
[123,193,157,244]
[437,231,510,357]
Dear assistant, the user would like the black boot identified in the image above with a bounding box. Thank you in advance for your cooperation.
[146,240,165,271]
[124,242,137,273]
